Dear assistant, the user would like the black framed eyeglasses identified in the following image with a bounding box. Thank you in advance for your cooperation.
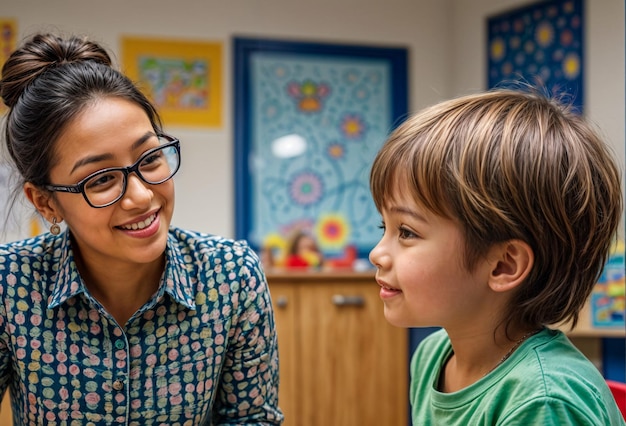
[45,134,181,208]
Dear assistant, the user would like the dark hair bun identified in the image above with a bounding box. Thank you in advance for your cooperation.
[0,33,112,107]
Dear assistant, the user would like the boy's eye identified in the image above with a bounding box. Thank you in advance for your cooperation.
[398,226,416,239]
[378,222,386,234]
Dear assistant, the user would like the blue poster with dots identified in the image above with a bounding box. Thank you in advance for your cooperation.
[487,0,583,112]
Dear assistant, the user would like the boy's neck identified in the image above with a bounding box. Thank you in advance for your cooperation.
[439,327,541,393]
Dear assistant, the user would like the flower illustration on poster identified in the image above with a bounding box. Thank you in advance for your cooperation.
[287,80,330,113]
[289,171,324,206]
[326,142,346,160]
[340,113,366,139]
[316,213,350,252]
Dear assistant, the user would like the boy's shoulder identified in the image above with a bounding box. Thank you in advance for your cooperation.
[496,329,623,424]
[416,328,449,349]
[410,328,450,367]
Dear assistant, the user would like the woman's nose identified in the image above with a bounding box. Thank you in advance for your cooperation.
[120,173,152,208]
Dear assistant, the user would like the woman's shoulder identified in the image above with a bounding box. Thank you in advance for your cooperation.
[0,232,61,262]
[167,227,268,299]
[0,233,62,298]
[169,226,250,250]
[168,227,260,264]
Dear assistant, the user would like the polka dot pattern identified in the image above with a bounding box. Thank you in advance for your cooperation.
[0,228,283,425]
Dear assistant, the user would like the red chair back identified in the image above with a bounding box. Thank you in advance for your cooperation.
[607,380,626,420]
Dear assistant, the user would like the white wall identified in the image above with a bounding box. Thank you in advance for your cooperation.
[2,0,624,241]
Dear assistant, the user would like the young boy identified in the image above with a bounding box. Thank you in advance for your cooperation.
[369,88,625,424]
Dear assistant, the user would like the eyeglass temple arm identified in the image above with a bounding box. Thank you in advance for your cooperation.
[45,184,82,193]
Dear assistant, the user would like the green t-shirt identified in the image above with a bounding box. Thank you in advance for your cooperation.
[410,328,625,425]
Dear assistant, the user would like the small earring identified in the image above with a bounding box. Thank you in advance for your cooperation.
[50,217,61,235]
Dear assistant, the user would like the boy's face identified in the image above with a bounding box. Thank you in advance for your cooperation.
[369,188,496,330]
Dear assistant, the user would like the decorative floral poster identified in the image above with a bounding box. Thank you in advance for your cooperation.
[234,38,407,260]
[121,37,222,127]
[487,0,583,111]
[0,18,17,116]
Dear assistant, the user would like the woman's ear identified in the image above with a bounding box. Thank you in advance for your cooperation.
[23,183,62,224]
[488,239,534,292]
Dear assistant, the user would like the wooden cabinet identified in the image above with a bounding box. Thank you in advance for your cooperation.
[267,270,408,426]
[0,392,11,425]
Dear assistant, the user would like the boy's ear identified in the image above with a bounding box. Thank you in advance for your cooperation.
[488,239,534,292]
[23,183,62,224]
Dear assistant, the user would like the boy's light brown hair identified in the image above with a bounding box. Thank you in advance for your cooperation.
[370,88,623,331]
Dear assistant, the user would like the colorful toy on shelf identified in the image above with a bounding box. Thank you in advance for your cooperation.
[284,230,324,269]
[325,245,357,269]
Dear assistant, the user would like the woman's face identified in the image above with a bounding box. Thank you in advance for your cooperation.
[44,97,175,270]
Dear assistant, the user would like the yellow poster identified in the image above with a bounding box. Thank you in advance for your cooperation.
[0,19,17,115]
[121,36,222,128]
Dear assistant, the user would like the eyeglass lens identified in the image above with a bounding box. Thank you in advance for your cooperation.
[84,143,179,207]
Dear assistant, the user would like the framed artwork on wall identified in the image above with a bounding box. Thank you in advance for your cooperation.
[121,36,222,128]
[591,241,625,329]
[487,0,584,112]
[233,36,408,263]
[0,18,17,116]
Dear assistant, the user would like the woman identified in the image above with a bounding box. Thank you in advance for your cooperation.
[0,32,283,425]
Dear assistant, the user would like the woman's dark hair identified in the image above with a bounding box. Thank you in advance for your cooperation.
[0,32,162,196]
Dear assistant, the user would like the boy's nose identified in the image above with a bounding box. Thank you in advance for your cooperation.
[369,241,385,269]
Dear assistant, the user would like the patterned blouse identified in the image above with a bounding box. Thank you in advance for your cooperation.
[0,227,283,425]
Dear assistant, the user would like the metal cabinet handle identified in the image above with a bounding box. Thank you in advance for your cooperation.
[275,296,288,308]
[331,294,365,307]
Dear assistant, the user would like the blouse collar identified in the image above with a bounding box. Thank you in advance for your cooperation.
[47,229,195,310]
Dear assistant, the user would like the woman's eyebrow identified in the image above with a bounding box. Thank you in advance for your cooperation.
[70,152,113,174]
[130,132,155,150]
[70,132,155,174]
